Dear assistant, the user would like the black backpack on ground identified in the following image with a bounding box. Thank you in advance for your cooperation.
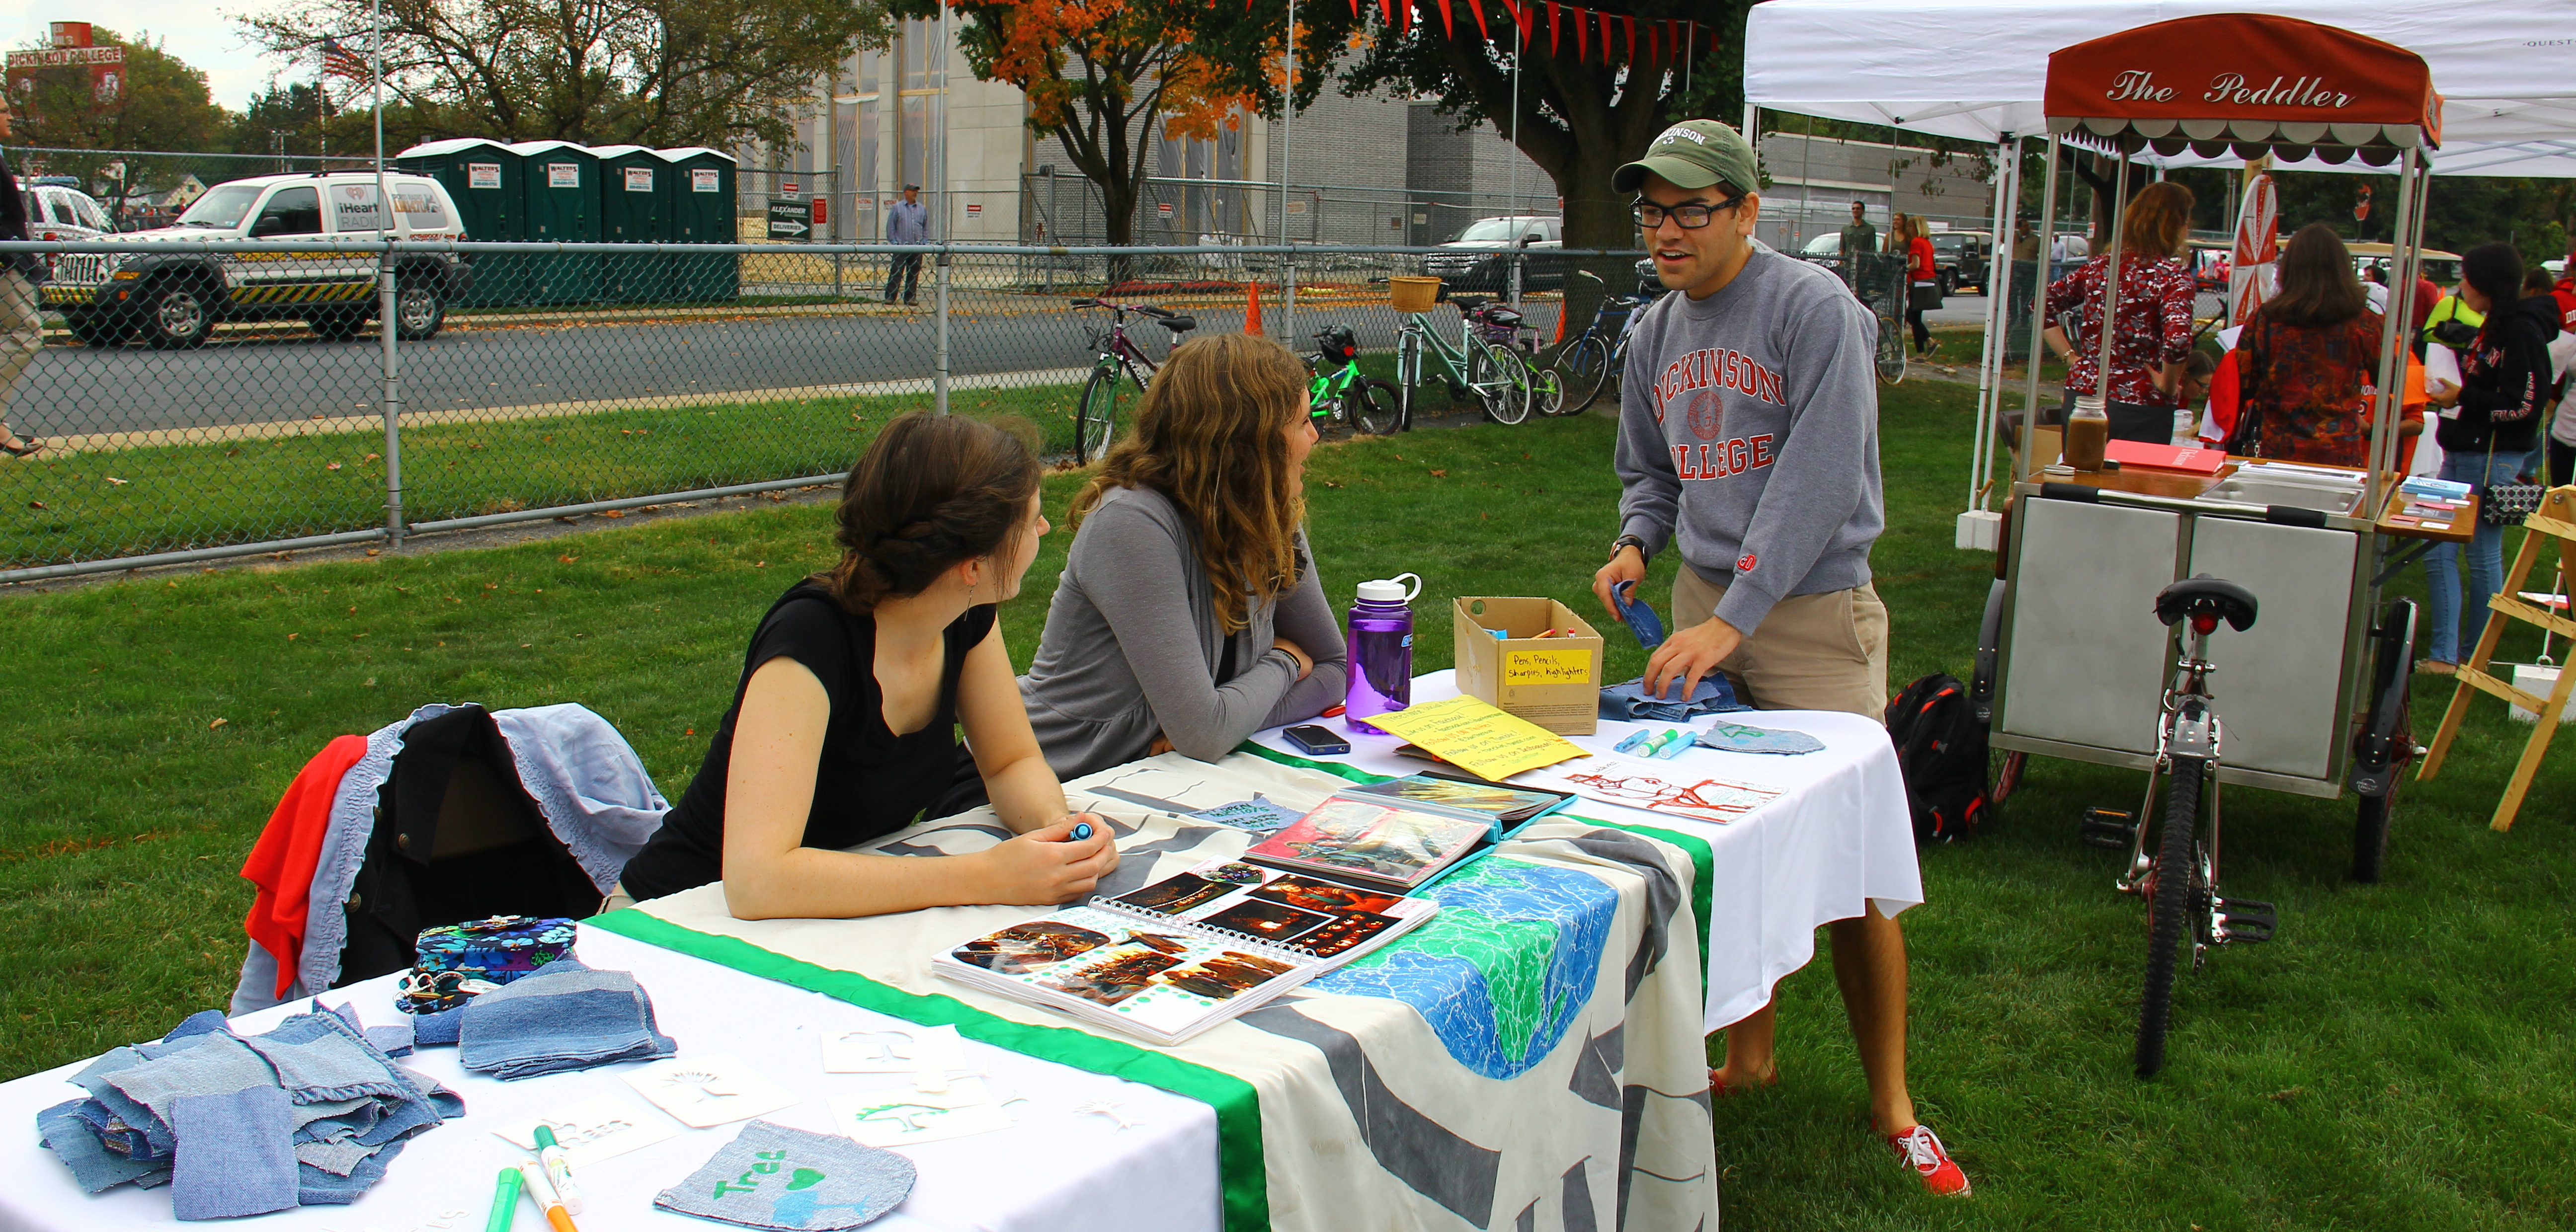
[1884,674,1988,842]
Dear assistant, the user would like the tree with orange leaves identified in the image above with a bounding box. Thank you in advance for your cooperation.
[892,0,1256,270]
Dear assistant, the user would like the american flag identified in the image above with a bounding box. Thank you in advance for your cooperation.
[320,36,371,81]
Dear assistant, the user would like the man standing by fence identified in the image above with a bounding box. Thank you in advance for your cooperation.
[0,91,44,459]
[1591,118,1970,1198]
[884,185,929,307]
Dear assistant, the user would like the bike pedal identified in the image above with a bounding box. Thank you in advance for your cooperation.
[2079,806,2138,849]
[2216,898,2277,944]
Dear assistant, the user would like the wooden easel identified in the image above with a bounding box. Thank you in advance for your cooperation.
[2417,485,2576,831]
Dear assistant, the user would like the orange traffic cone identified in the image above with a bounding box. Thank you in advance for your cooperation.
[1552,299,1567,345]
[1243,281,1263,336]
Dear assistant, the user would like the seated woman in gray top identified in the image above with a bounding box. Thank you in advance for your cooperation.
[1018,333,1350,782]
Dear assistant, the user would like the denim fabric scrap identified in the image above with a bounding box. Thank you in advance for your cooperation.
[99,1033,277,1156]
[458,964,677,1080]
[169,1086,300,1221]
[298,1136,409,1206]
[242,1011,419,1104]
[654,1120,916,1230]
[162,1010,233,1042]
[37,1098,164,1193]
[1693,721,1827,755]
[295,1136,379,1177]
[365,1020,415,1057]
[1601,674,1753,721]
[411,1004,467,1046]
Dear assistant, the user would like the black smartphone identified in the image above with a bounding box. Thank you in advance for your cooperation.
[1282,724,1352,756]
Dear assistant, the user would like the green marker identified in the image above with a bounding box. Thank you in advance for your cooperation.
[485,1164,523,1232]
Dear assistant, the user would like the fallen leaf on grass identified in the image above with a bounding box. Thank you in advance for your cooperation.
[208,718,228,729]
[364,453,380,462]
[105,476,127,485]
[597,509,627,518]
[1430,469,1448,478]
[287,633,299,640]
[558,554,578,563]
[27,501,43,510]
[2266,1087,2303,1102]
[754,561,767,568]
[326,461,342,470]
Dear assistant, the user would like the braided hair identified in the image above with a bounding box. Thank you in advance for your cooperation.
[816,411,1041,612]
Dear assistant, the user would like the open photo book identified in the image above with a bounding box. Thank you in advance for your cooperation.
[1240,781,1567,891]
[932,858,1440,1044]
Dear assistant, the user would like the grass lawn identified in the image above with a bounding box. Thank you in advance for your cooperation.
[4,379,2571,1228]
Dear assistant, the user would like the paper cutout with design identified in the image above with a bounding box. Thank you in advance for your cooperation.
[491,1093,681,1168]
[623,1053,801,1128]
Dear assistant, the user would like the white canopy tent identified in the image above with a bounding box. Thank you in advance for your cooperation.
[1744,0,2576,538]
[1745,0,2576,177]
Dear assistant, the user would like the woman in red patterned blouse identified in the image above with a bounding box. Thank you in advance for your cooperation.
[2227,224,2386,467]
[2043,181,2198,443]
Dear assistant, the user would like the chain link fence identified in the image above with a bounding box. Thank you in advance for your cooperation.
[0,238,1642,580]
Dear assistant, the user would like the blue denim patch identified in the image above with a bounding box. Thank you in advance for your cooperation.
[36,1098,163,1193]
[170,1085,300,1220]
[458,965,676,1080]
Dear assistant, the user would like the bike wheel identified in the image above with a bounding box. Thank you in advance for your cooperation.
[1554,336,1612,412]
[1477,342,1532,425]
[1988,749,2027,806]
[1527,364,1566,418]
[2136,756,2203,1078]
[1074,367,1129,464]
[1874,303,1908,385]
[1349,378,1405,436]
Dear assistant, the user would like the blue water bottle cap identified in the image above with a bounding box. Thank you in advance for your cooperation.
[1355,573,1421,604]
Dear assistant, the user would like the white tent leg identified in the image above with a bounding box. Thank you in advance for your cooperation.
[2019,136,2063,471]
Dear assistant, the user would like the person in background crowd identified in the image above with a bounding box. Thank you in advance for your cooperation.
[1840,202,1878,267]
[1010,333,1348,787]
[2042,181,2197,443]
[2525,264,2576,485]
[613,413,1116,916]
[884,185,929,307]
[2422,276,2484,351]
[2007,215,2042,339]
[1898,214,1939,357]
[0,92,46,459]
[2224,225,2386,467]
[2409,265,2444,351]
[2420,242,2554,674]
[1596,119,1969,1198]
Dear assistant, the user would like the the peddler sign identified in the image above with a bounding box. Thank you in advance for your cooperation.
[2045,13,2439,146]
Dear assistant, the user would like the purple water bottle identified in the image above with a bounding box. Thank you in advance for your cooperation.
[1345,573,1421,735]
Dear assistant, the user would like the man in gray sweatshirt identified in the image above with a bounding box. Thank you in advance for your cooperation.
[1588,118,1967,1197]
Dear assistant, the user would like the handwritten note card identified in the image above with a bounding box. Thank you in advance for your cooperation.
[1502,647,1595,686]
[1365,694,1587,780]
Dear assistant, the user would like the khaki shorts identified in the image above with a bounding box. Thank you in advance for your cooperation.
[1672,569,1890,722]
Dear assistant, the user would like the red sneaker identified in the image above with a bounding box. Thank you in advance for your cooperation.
[1886,1124,1971,1196]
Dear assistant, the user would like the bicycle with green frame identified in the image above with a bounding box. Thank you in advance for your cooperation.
[1393,291,1558,425]
[1307,324,1405,436]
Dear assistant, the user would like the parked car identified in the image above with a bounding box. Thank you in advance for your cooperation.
[1424,215,1564,293]
[1929,230,1992,295]
[17,182,113,286]
[41,171,475,348]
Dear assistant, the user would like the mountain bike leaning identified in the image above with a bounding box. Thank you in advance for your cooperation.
[1070,298,1196,463]
[1551,268,1659,413]
[1393,293,1533,426]
[1307,325,1405,436]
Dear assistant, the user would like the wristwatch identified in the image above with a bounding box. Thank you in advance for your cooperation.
[1608,534,1649,563]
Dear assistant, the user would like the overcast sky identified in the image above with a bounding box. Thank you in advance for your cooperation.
[0,0,288,111]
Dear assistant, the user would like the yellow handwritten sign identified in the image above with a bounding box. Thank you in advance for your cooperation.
[1363,694,1588,781]
[1502,648,1594,687]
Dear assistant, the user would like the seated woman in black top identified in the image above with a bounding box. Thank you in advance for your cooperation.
[618,412,1115,918]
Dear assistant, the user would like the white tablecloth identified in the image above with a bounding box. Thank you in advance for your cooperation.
[0,925,1217,1232]
[1251,670,1925,1032]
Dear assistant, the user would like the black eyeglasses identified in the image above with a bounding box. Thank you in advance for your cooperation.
[1633,197,1745,230]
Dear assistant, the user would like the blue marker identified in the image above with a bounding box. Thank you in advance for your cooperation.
[1069,822,1094,841]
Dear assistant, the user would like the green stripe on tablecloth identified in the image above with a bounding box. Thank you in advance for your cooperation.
[587,908,1270,1232]
[1234,742,1716,983]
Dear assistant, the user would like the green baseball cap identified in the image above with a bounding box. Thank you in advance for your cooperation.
[1614,120,1759,198]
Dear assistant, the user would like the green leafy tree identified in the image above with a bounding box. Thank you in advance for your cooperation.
[236,0,885,149]
[7,28,231,214]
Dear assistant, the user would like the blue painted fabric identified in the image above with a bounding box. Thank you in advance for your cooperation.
[1599,674,1752,722]
[654,1120,915,1230]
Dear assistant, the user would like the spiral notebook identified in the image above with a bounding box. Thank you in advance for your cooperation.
[931,859,1440,1044]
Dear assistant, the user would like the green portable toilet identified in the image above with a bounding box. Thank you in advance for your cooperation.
[394,137,522,305]
[656,147,739,303]
[507,141,600,305]
[593,145,665,303]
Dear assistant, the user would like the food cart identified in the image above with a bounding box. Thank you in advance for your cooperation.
[1981,13,2458,882]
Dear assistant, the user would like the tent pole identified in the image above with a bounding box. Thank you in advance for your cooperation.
[1970,135,2016,512]
[2021,135,2062,469]
[2090,150,2130,409]
[2364,147,2423,521]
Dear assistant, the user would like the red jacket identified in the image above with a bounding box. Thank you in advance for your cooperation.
[2552,274,2576,335]
[240,734,370,997]
[1908,235,1936,283]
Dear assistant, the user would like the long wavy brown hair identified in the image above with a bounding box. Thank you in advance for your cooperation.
[1071,333,1308,633]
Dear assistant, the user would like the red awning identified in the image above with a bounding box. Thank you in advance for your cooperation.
[2043,13,2440,165]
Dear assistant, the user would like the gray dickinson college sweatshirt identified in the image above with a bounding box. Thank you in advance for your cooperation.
[1615,245,1885,635]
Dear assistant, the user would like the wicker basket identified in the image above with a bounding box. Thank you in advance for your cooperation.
[1389,275,1443,313]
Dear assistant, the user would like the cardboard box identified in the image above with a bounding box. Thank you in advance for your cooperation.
[1453,597,1604,736]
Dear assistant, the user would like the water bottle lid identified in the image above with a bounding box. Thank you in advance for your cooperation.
[1356,572,1421,603]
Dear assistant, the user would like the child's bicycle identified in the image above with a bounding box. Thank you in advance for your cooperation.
[1551,269,1658,413]
[1307,325,1404,436]
[1395,295,1549,425]
[1069,297,1196,463]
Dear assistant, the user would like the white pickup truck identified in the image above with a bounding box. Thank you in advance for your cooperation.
[42,171,476,348]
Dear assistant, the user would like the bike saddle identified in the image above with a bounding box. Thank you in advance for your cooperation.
[1157,316,1197,332]
[1449,294,1490,310]
[2154,574,2259,631]
[1485,308,1526,327]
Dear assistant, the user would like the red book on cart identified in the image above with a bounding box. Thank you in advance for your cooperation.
[2103,439,2227,475]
